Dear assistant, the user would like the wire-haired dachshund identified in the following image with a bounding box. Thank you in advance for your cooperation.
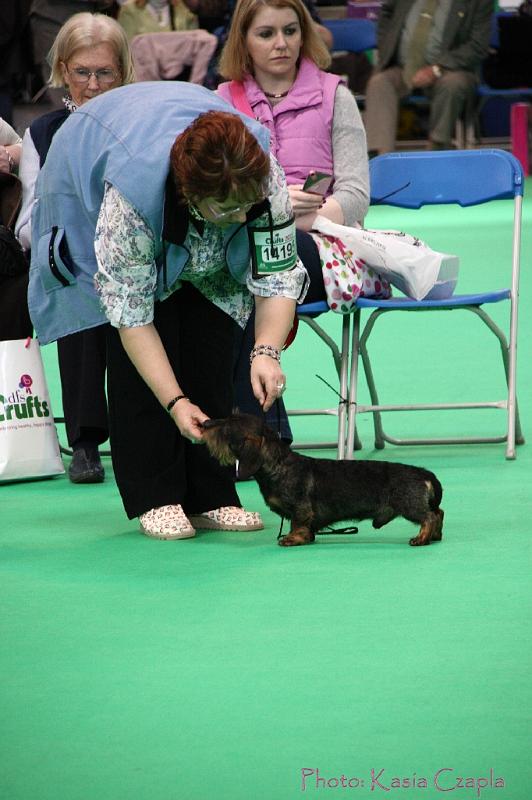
[201,413,444,547]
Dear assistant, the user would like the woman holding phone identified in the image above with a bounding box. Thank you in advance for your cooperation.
[219,0,383,441]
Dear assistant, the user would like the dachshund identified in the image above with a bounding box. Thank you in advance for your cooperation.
[201,413,444,547]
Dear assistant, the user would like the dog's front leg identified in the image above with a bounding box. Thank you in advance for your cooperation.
[278,525,315,547]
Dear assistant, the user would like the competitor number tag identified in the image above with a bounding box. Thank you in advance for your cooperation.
[249,216,297,279]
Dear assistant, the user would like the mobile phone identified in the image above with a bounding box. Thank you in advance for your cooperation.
[302,171,333,196]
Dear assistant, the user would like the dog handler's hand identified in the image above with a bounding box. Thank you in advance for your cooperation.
[170,398,208,443]
[251,356,286,413]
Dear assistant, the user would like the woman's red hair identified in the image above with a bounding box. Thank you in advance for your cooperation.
[170,110,269,202]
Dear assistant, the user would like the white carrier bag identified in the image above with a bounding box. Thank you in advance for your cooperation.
[312,216,459,301]
[0,338,64,481]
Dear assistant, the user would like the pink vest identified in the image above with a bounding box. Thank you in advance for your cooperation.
[218,58,341,188]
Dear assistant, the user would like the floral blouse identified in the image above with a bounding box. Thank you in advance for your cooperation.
[94,154,308,329]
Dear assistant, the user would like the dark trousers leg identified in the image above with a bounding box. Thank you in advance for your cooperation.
[232,230,325,440]
[106,283,241,520]
[57,325,109,447]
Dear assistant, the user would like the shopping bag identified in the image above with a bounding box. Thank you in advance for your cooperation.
[312,216,459,301]
[0,338,64,481]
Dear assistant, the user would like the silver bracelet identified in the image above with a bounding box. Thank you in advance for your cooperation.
[250,344,281,365]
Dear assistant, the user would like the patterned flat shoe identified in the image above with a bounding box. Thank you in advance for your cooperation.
[188,506,264,532]
[139,505,196,540]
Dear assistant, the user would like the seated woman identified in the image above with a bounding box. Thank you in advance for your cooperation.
[16,12,135,484]
[218,0,384,440]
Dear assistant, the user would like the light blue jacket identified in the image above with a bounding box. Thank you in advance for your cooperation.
[28,81,271,344]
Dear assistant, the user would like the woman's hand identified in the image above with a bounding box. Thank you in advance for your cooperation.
[250,355,287,413]
[288,184,324,218]
[169,398,209,443]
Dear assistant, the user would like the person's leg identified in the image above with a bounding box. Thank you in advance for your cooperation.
[57,326,108,483]
[106,291,190,520]
[427,70,478,148]
[106,284,252,530]
[176,284,242,515]
[364,66,408,155]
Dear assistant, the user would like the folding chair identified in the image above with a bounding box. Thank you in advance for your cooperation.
[288,301,357,459]
[347,149,524,460]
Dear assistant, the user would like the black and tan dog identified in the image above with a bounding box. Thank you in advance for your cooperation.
[202,412,444,547]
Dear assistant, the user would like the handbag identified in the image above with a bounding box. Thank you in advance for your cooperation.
[0,338,64,482]
[311,215,459,305]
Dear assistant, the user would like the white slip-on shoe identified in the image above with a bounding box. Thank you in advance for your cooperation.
[188,506,264,531]
[139,504,196,540]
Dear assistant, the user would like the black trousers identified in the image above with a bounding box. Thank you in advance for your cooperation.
[106,283,241,519]
[57,325,109,448]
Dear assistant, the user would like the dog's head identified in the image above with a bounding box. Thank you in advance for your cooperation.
[201,413,269,479]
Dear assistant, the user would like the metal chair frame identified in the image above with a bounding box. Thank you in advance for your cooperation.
[346,148,525,460]
[288,302,355,458]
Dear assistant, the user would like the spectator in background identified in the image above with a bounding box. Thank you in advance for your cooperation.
[29,0,116,97]
[364,0,493,154]
[182,0,331,88]
[117,0,198,39]
[16,12,135,483]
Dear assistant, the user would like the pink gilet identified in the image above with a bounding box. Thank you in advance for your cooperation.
[218,58,341,186]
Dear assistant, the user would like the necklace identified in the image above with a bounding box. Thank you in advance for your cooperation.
[264,89,290,99]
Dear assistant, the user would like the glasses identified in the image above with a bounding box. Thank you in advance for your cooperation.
[201,184,270,221]
[67,67,119,85]
[204,198,260,221]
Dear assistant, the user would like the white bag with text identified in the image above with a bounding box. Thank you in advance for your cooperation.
[0,338,64,481]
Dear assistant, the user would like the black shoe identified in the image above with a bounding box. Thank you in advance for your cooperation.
[68,447,105,484]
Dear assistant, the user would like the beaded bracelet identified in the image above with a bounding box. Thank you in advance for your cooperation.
[249,344,281,365]
[166,394,188,413]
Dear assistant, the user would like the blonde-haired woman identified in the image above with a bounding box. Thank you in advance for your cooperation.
[219,0,375,441]
[16,12,134,484]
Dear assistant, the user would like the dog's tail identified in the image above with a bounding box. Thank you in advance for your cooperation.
[426,472,443,509]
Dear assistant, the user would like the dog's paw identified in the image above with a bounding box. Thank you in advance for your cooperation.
[278,531,314,547]
[409,534,431,546]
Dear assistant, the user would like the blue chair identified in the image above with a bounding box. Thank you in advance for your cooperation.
[323,18,377,54]
[346,149,525,460]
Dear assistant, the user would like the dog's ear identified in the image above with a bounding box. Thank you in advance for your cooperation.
[236,434,264,479]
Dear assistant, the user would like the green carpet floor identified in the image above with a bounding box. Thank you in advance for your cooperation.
[1,179,531,800]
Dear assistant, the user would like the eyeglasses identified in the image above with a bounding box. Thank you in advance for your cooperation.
[203,198,261,221]
[67,67,119,85]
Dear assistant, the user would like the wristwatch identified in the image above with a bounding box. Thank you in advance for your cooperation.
[431,64,443,79]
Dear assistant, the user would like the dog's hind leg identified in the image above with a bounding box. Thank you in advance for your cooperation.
[278,525,315,547]
[430,508,444,542]
[372,506,396,530]
[409,511,441,547]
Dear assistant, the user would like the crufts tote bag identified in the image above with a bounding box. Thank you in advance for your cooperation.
[0,338,64,481]
[311,215,459,306]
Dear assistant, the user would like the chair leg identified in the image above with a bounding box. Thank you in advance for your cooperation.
[346,309,361,459]
[469,308,525,455]
[336,314,351,459]
[359,310,387,449]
